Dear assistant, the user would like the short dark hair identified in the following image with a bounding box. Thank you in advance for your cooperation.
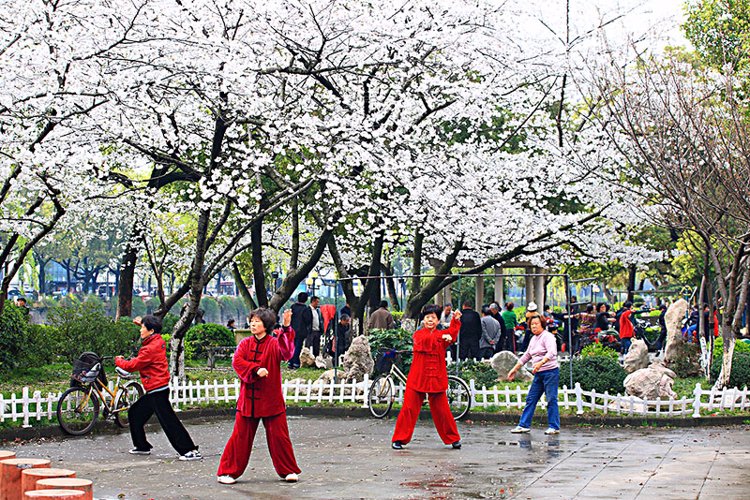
[422,304,441,318]
[340,314,351,321]
[141,315,163,334]
[297,292,309,303]
[623,301,633,308]
[481,306,491,315]
[16,297,27,304]
[586,304,594,313]
[310,295,320,303]
[506,302,514,311]
[462,300,472,308]
[379,300,388,308]
[249,307,277,333]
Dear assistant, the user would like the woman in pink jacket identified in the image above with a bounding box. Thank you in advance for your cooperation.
[507,315,560,434]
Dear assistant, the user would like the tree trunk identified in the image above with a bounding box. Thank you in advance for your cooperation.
[354,233,384,327]
[169,291,201,381]
[328,235,358,313]
[250,220,268,307]
[290,197,299,271]
[410,229,423,296]
[117,242,138,319]
[232,262,257,311]
[626,265,636,302]
[385,264,400,312]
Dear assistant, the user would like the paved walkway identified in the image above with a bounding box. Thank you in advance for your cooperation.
[5,416,750,499]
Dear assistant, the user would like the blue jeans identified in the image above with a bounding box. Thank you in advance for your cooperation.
[518,368,560,430]
[621,337,631,354]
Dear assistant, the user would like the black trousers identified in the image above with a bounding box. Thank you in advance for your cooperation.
[129,389,196,455]
[459,336,480,360]
[310,330,322,357]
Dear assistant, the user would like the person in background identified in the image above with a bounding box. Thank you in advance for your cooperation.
[501,302,518,353]
[340,302,351,319]
[618,301,635,354]
[458,301,481,360]
[115,315,202,461]
[368,300,395,330]
[480,306,501,359]
[439,303,454,329]
[217,308,300,484]
[226,319,236,333]
[289,292,312,369]
[594,303,614,332]
[507,315,560,435]
[656,303,668,352]
[309,296,325,357]
[332,314,352,364]
[391,305,463,450]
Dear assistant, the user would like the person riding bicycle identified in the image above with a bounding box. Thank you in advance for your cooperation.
[114,315,202,461]
[391,304,463,450]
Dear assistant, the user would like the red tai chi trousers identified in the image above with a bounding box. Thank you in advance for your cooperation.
[391,387,460,445]
[217,411,301,479]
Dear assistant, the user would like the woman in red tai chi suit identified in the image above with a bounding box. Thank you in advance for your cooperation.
[391,304,463,450]
[217,307,301,484]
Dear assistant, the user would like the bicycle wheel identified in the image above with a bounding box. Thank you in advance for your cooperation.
[57,386,99,435]
[446,375,471,421]
[114,382,144,428]
[368,375,394,418]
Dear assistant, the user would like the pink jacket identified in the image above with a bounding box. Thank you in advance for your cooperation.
[518,330,558,372]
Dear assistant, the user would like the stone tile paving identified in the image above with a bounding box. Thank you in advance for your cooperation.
[5,415,750,499]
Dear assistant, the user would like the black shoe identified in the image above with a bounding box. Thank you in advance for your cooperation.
[391,441,404,450]
[451,441,462,449]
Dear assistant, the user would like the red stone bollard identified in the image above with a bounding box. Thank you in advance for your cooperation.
[1,459,51,500]
[0,452,15,461]
[21,469,76,497]
[24,490,85,500]
[34,479,92,500]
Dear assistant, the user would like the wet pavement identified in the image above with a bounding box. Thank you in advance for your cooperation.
[5,415,750,499]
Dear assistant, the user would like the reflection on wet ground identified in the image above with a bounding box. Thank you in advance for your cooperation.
[6,416,750,499]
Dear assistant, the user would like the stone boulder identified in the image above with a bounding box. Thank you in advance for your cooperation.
[623,339,649,373]
[315,354,333,370]
[664,299,689,364]
[490,351,532,382]
[342,335,374,381]
[623,364,678,400]
[299,347,316,368]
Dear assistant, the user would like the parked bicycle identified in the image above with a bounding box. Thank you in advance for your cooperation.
[368,349,471,420]
[57,353,144,436]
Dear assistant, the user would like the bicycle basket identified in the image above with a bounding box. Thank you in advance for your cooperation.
[375,350,397,374]
[70,352,108,387]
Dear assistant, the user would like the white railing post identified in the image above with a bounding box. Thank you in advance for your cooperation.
[361,374,370,408]
[692,383,702,418]
[22,387,31,428]
[574,383,584,415]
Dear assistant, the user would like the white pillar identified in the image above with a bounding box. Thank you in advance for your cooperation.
[494,266,504,305]
[525,272,534,307]
[535,268,546,311]
[475,275,484,311]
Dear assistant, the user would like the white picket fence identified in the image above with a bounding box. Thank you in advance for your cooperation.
[2,378,749,428]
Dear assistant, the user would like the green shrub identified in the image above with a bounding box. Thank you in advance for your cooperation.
[0,302,29,372]
[184,323,234,359]
[21,324,60,367]
[131,297,147,318]
[47,302,140,362]
[712,337,750,365]
[454,359,498,388]
[162,313,180,336]
[580,343,619,361]
[368,328,413,374]
[200,297,220,323]
[669,342,703,378]
[558,356,626,393]
[161,334,171,353]
[710,351,750,389]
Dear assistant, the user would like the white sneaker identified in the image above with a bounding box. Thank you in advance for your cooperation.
[217,475,236,484]
[285,473,299,483]
[544,428,560,435]
[510,426,531,433]
[179,450,203,461]
[128,448,150,455]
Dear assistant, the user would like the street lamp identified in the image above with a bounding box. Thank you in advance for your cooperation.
[306,270,319,297]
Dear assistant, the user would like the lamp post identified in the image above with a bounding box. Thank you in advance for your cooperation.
[306,271,319,297]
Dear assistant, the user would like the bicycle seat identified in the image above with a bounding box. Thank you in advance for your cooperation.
[115,366,135,378]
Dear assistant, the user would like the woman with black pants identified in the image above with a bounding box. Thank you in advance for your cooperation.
[115,315,201,461]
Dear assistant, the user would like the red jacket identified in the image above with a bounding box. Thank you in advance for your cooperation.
[619,309,634,339]
[233,326,295,418]
[115,334,170,392]
[405,317,460,393]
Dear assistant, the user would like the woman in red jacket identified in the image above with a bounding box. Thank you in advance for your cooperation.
[217,307,301,484]
[115,315,201,460]
[391,304,463,450]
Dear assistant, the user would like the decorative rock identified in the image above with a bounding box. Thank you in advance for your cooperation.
[1,458,51,500]
[623,339,649,373]
[24,490,85,499]
[664,299,689,365]
[490,351,532,381]
[21,469,75,496]
[299,347,316,368]
[36,478,93,500]
[315,369,337,384]
[314,354,333,370]
[607,395,648,413]
[342,335,374,381]
[623,366,678,400]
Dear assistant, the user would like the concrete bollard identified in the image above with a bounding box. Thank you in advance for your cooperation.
[34,479,92,500]
[0,452,15,461]
[24,490,85,499]
[21,469,76,497]
[1,459,51,500]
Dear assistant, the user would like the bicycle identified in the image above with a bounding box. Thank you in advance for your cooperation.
[367,349,471,420]
[57,355,144,436]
